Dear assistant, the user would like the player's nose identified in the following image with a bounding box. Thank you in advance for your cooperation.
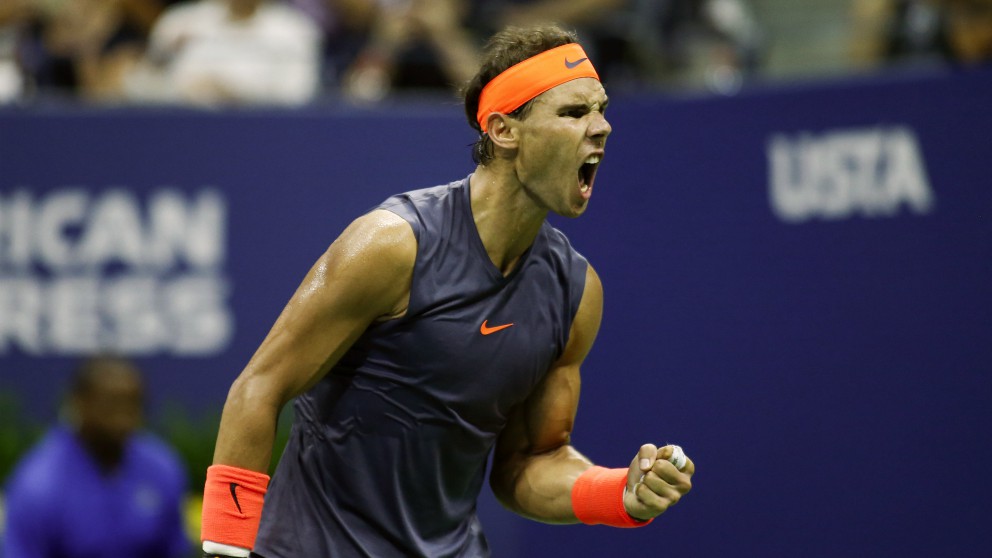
[588,111,611,141]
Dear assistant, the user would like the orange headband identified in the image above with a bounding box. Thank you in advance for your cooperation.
[476,43,600,133]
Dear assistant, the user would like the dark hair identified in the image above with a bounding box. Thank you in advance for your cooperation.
[462,25,579,165]
[70,355,140,396]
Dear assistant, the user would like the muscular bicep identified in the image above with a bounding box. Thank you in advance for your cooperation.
[236,209,416,406]
[494,264,604,463]
[488,265,604,518]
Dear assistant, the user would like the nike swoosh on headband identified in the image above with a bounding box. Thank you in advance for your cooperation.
[565,57,589,69]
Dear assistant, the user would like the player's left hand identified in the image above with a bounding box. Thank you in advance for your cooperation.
[622,444,694,521]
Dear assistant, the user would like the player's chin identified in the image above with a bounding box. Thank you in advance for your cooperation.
[556,202,589,219]
[572,194,592,216]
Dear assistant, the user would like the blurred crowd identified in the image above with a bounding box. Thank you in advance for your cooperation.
[851,0,992,69]
[0,0,989,107]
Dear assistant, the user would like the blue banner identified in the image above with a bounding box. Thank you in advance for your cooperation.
[2,67,991,556]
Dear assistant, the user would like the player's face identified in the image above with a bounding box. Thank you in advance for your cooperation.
[513,78,611,218]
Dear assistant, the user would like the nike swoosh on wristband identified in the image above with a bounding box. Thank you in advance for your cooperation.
[229,482,243,513]
[480,320,514,335]
[564,57,588,69]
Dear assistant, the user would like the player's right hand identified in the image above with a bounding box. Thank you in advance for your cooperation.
[622,444,693,521]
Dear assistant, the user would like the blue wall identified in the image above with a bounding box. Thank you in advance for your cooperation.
[2,67,990,556]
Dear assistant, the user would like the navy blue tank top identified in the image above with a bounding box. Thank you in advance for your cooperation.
[254,176,588,557]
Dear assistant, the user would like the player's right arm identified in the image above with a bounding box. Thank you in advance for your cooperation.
[201,209,416,555]
[212,209,415,471]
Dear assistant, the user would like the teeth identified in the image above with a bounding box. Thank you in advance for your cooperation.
[585,155,601,164]
[580,183,590,192]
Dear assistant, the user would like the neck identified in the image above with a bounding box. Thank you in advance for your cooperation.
[76,430,126,474]
[469,164,547,276]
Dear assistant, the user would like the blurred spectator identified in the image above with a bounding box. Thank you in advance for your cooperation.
[851,0,952,68]
[943,0,992,64]
[327,0,479,103]
[468,0,763,94]
[2,0,172,102]
[2,356,191,558]
[0,1,32,102]
[656,0,764,93]
[122,0,322,106]
[286,0,378,93]
[851,0,992,70]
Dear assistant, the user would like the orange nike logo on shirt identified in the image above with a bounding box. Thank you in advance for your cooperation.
[480,320,514,335]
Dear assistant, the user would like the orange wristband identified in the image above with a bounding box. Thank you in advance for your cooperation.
[572,466,653,528]
[201,464,271,549]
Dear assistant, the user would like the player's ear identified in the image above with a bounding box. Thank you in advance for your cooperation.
[486,114,518,150]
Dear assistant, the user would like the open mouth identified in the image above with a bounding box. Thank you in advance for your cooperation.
[578,155,601,197]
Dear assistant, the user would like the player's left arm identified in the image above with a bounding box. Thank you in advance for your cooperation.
[489,263,601,523]
[489,264,694,524]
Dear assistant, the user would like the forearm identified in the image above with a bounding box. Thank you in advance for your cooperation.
[211,375,283,472]
[492,444,593,523]
[200,375,282,556]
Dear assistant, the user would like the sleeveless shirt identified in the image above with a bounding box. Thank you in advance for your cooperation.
[254,176,588,557]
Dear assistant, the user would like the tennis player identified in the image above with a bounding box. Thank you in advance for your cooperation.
[200,24,694,558]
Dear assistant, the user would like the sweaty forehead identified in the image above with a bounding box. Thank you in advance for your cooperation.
[534,78,608,108]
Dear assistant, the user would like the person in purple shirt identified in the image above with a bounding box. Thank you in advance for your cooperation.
[2,356,191,558]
